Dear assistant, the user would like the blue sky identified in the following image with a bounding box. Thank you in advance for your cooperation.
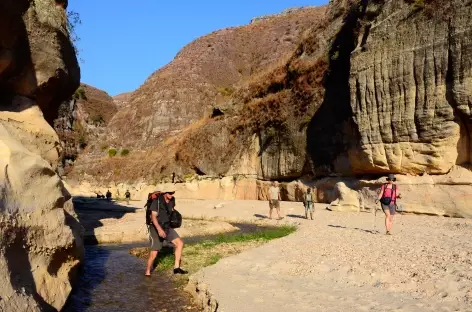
[69,1,328,96]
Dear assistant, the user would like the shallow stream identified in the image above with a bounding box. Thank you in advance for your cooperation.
[63,244,200,312]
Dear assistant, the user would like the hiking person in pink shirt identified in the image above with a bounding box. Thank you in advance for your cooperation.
[375,174,402,235]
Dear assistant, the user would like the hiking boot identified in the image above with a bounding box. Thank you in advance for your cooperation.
[386,231,392,235]
[173,267,188,275]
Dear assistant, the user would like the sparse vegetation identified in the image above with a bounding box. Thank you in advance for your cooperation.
[90,114,105,125]
[66,10,82,61]
[73,122,87,149]
[108,148,117,157]
[130,225,296,274]
[73,87,87,100]
[120,149,130,156]
[217,86,235,97]
[100,143,109,151]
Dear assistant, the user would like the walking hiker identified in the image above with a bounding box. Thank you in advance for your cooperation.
[375,174,402,235]
[268,182,283,220]
[125,189,131,205]
[106,189,112,201]
[145,186,187,276]
[304,188,315,220]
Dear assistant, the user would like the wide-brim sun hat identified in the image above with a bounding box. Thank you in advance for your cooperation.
[387,174,396,181]
[157,184,177,193]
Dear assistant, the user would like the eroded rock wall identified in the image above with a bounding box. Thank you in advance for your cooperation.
[0,0,82,311]
[348,0,472,175]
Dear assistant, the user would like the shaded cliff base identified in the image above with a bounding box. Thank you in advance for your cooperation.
[66,165,472,219]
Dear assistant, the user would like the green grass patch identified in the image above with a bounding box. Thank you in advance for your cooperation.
[135,225,297,273]
[198,225,296,248]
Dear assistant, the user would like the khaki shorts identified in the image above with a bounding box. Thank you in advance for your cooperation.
[269,199,280,209]
[148,225,180,251]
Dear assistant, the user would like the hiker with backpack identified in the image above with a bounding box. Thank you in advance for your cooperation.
[145,186,187,276]
[303,188,315,220]
[375,174,402,235]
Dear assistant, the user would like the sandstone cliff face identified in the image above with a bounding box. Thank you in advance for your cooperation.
[0,0,82,311]
[345,0,472,176]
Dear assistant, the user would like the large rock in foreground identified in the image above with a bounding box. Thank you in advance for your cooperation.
[0,0,82,311]
[0,120,83,311]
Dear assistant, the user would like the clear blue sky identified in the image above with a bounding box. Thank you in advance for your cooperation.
[69,1,328,96]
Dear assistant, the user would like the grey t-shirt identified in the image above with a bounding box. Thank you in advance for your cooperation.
[269,186,279,200]
[150,195,175,227]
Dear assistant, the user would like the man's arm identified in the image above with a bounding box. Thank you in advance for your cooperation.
[151,211,166,238]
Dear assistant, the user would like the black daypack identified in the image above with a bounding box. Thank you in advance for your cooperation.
[169,210,182,229]
[380,184,396,205]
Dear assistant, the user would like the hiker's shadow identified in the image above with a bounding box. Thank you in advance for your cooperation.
[328,224,380,235]
[254,214,268,219]
[287,214,307,219]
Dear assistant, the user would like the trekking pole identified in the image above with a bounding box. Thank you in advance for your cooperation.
[399,203,404,233]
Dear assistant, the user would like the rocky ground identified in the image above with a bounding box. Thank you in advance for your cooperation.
[75,197,472,311]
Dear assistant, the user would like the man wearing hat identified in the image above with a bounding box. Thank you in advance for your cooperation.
[145,185,187,276]
[375,174,402,235]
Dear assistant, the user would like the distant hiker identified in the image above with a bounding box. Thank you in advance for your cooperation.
[172,172,176,183]
[125,189,131,204]
[304,188,315,220]
[375,174,402,235]
[268,182,282,220]
[106,190,112,201]
[145,186,187,276]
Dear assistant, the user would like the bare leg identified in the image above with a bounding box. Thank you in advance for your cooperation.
[384,210,391,234]
[269,206,273,219]
[387,215,394,232]
[277,207,282,219]
[145,250,158,275]
[172,237,184,269]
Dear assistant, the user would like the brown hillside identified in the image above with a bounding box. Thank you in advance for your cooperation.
[69,6,329,182]
[113,92,132,108]
[106,6,327,149]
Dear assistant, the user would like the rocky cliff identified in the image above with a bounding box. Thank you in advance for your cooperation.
[0,0,83,311]
[102,6,327,149]
[69,6,327,182]
[69,0,472,217]
[54,84,117,174]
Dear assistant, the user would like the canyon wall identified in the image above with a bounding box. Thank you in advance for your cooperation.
[0,0,83,311]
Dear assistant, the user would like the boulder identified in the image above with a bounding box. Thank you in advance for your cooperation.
[0,0,82,311]
[0,122,83,311]
[328,182,361,212]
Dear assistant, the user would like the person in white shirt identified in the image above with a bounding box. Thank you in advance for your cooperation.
[268,182,282,220]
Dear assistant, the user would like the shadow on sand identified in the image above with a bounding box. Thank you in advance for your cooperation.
[328,224,380,235]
